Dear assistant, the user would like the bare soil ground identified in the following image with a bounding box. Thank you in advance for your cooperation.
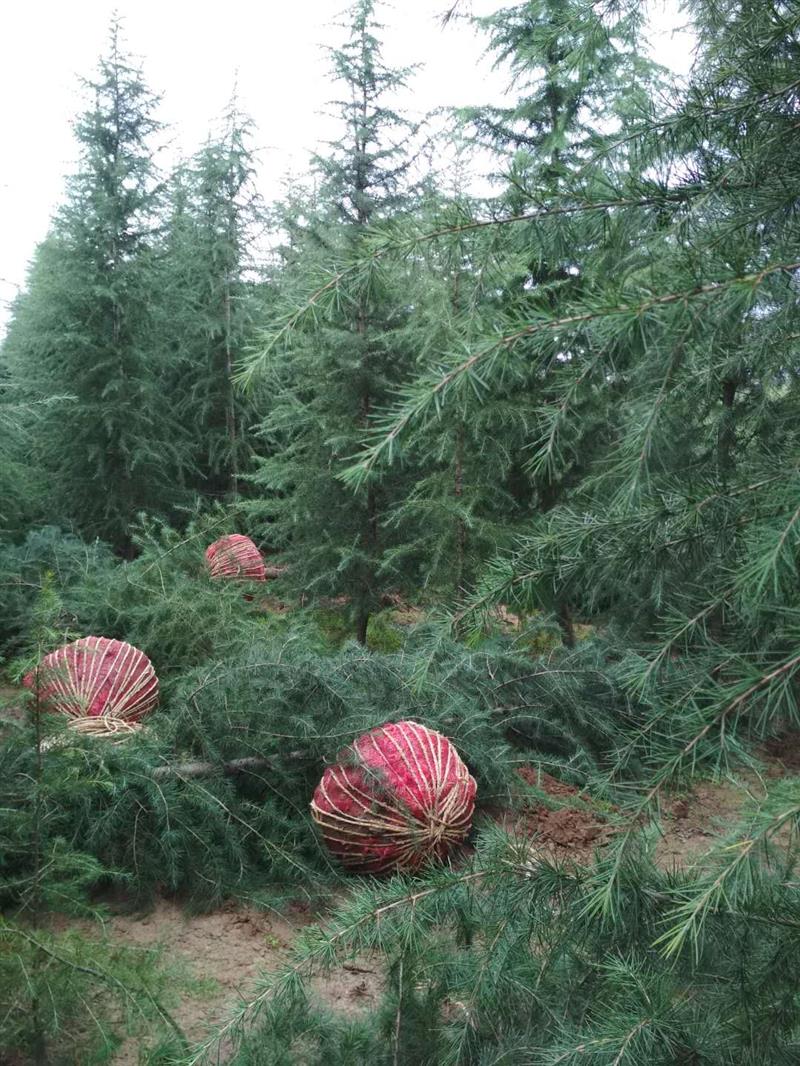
[49,899,382,1064]
[92,740,800,1062]
[506,734,800,868]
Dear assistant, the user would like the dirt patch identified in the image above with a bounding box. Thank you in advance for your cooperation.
[492,604,522,632]
[505,746,800,870]
[255,594,291,614]
[655,735,800,868]
[50,899,382,1063]
[497,768,617,858]
[760,730,800,772]
[379,591,426,627]
[655,779,747,868]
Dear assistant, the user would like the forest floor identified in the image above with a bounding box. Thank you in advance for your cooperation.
[53,899,381,1065]
[57,733,800,1063]
[6,665,800,1064]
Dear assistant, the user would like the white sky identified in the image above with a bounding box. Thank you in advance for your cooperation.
[0,1,693,333]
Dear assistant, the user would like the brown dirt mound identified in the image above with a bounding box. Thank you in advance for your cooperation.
[499,768,617,855]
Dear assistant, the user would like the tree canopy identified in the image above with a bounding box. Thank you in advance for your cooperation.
[2,1,800,1062]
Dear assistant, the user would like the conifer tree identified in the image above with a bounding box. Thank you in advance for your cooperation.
[468,1,661,634]
[463,0,652,168]
[0,371,47,537]
[188,9,800,1062]
[345,0,800,919]
[443,0,800,682]
[377,185,533,597]
[245,0,420,641]
[346,0,662,623]
[157,98,265,500]
[2,21,188,552]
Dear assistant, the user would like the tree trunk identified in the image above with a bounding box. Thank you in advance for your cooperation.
[454,423,466,593]
[152,753,303,780]
[224,279,239,498]
[557,600,576,648]
[355,607,370,646]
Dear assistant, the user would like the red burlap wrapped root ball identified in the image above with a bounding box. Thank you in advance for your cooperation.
[23,637,159,733]
[205,534,267,581]
[311,721,477,874]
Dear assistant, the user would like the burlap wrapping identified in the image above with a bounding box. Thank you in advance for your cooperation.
[311,721,476,874]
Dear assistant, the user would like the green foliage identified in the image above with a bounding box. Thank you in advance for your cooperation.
[1,22,192,551]
[0,616,642,915]
[156,98,266,501]
[61,514,262,677]
[0,380,53,537]
[0,29,270,541]
[0,582,186,1063]
[0,516,259,677]
[335,0,800,751]
[0,526,115,660]
[209,819,800,1065]
[182,3,800,1064]
[0,919,185,1064]
[244,0,422,643]
[3,1,800,1061]
[365,609,405,652]
[464,0,657,163]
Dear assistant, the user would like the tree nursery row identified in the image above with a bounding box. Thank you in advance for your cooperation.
[2,1,800,1062]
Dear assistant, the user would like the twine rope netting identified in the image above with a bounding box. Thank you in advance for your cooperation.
[311,721,476,874]
[205,534,267,581]
[41,715,144,750]
[24,636,159,723]
[67,715,143,739]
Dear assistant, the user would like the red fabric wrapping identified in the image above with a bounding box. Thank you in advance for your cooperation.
[311,721,477,874]
[23,637,159,723]
[205,534,267,581]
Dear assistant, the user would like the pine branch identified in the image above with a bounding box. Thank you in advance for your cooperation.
[151,753,302,780]
[2,922,187,1048]
[236,191,704,389]
[655,798,800,959]
[345,261,800,484]
[185,867,492,1064]
[584,649,800,922]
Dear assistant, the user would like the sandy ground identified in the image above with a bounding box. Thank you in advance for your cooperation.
[48,900,382,1064]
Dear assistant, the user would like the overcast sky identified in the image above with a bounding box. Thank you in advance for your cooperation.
[0,1,694,332]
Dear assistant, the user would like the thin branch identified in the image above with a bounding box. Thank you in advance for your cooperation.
[236,191,704,388]
[151,753,302,780]
[2,924,187,1046]
[349,260,800,481]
